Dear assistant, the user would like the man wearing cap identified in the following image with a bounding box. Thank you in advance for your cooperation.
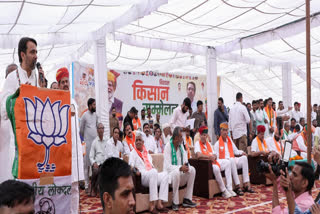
[123,107,138,133]
[56,67,84,214]
[108,70,123,115]
[194,126,235,198]
[0,37,46,183]
[250,125,270,157]
[129,132,169,213]
[214,123,254,196]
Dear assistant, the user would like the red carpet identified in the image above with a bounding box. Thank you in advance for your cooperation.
[80,181,320,213]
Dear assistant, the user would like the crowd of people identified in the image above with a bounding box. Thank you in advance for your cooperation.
[2,37,320,214]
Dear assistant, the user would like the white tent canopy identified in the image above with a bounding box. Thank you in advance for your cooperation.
[1,0,320,125]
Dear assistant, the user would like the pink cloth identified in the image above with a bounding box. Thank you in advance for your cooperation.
[272,192,314,214]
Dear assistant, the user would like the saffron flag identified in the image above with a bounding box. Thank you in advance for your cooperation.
[6,84,72,213]
[6,84,72,179]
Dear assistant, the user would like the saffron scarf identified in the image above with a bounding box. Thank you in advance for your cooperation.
[218,136,234,159]
[264,106,274,127]
[274,138,283,154]
[199,140,220,168]
[134,145,152,171]
[155,137,164,153]
[132,118,141,130]
[185,136,192,159]
[256,137,269,152]
[170,138,184,165]
[125,132,136,151]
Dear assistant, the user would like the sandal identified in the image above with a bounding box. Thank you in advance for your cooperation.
[243,186,255,193]
[235,188,244,196]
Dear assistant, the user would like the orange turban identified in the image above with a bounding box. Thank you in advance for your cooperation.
[257,125,266,133]
[56,67,69,82]
[220,122,228,129]
[107,70,120,89]
[199,126,208,135]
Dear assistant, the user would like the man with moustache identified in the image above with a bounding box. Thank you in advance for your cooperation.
[0,37,45,183]
[80,98,98,194]
[123,122,136,151]
[57,67,84,214]
[109,107,119,136]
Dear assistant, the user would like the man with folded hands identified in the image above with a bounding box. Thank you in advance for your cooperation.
[129,131,169,214]
[194,126,235,198]
[214,123,255,196]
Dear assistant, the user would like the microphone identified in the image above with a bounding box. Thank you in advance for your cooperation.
[36,62,44,82]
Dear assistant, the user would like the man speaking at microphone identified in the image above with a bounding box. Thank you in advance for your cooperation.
[0,37,46,183]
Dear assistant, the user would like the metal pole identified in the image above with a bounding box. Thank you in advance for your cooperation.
[306,0,312,164]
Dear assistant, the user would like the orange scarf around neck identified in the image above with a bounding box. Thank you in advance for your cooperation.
[219,136,234,159]
[274,138,283,154]
[132,118,141,130]
[200,141,220,168]
[256,137,269,152]
[134,145,152,171]
[125,132,136,151]
[264,106,274,127]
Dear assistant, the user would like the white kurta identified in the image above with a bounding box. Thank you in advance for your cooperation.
[143,134,158,154]
[266,137,298,158]
[194,141,232,191]
[228,102,250,139]
[0,66,37,183]
[169,106,189,130]
[71,99,85,183]
[163,143,195,204]
[106,138,130,159]
[129,149,169,202]
[89,137,108,166]
[263,108,276,138]
[251,137,268,152]
[79,110,97,188]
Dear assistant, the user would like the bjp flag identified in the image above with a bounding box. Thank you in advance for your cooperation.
[6,84,72,179]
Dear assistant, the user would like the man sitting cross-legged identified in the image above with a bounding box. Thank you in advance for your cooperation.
[129,131,169,213]
[194,126,235,198]
[214,123,255,196]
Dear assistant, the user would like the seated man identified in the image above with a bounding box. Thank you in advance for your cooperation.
[282,122,292,140]
[250,125,271,157]
[163,127,197,211]
[266,162,315,214]
[123,122,136,151]
[266,131,298,158]
[106,127,130,159]
[99,157,135,214]
[89,123,108,196]
[214,123,254,196]
[195,126,234,198]
[143,123,158,154]
[0,180,35,214]
[185,129,193,159]
[154,127,165,153]
[129,132,169,213]
[292,125,307,159]
[162,123,172,145]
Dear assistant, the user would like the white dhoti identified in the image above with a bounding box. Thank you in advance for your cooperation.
[230,156,249,185]
[71,182,79,214]
[212,159,232,192]
[141,169,169,202]
[84,140,94,189]
[169,166,195,204]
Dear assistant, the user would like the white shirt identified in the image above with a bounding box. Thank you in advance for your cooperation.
[129,149,154,174]
[295,135,307,152]
[229,102,250,139]
[312,111,317,122]
[89,136,108,166]
[106,138,130,158]
[291,110,304,122]
[194,140,215,155]
[191,100,197,113]
[266,137,298,158]
[169,106,189,130]
[143,134,158,154]
[162,134,172,145]
[276,108,291,118]
[214,138,242,159]
[163,142,188,174]
[251,137,268,152]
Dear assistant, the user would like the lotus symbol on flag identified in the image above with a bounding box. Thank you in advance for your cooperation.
[24,97,70,173]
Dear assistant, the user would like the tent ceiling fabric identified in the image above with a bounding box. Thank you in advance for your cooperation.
[1,0,320,104]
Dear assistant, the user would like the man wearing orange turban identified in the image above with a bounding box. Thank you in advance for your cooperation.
[107,70,123,125]
[250,125,270,157]
[56,67,84,214]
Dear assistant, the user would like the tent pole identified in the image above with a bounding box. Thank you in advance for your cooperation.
[306,0,312,164]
